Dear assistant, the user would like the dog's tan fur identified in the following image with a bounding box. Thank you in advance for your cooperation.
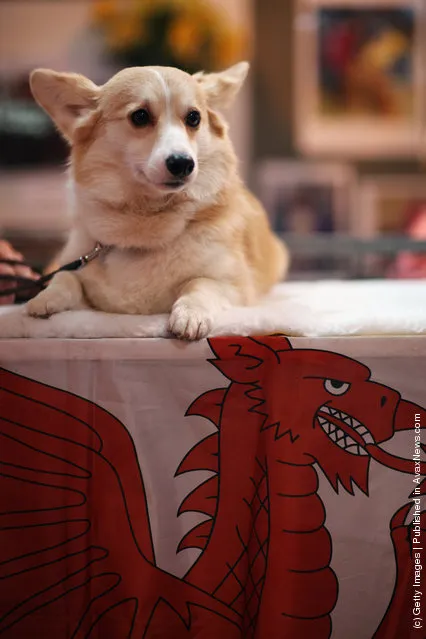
[27,63,288,339]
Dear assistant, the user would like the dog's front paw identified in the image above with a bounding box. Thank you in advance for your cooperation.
[168,302,212,341]
[26,289,72,318]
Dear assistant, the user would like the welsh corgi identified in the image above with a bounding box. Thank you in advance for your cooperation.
[27,62,288,340]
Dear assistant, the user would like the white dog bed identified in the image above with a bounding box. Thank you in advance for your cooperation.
[0,280,425,339]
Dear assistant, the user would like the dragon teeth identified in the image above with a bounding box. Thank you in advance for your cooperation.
[318,403,375,449]
[336,431,346,443]
[336,433,357,449]
[346,443,368,456]
[346,444,358,453]
[317,415,370,456]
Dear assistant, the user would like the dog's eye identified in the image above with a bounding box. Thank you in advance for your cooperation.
[130,108,151,127]
[185,110,201,128]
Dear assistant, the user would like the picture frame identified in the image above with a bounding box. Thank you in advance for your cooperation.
[357,174,426,237]
[293,0,426,158]
[357,174,426,277]
[255,160,357,277]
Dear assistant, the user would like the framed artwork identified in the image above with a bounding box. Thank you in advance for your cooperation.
[255,160,357,276]
[357,175,426,277]
[357,175,426,236]
[294,0,426,158]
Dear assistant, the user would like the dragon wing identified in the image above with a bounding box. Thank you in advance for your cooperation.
[0,367,240,638]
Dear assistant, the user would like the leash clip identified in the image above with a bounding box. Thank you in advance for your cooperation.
[81,243,104,266]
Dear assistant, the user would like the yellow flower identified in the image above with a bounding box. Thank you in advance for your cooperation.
[167,16,203,64]
[140,0,186,18]
[92,0,118,25]
[213,29,247,69]
[93,0,247,70]
[107,18,143,51]
[191,2,217,26]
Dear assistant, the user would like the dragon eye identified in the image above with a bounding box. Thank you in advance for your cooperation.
[185,110,201,128]
[130,108,151,127]
[324,379,350,396]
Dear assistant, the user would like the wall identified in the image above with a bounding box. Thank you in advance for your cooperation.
[253,0,295,159]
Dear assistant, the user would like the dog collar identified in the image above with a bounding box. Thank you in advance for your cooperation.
[80,242,106,266]
[49,242,108,277]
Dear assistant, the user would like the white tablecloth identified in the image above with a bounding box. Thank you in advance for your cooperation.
[1,280,426,339]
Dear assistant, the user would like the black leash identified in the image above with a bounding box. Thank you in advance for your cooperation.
[0,243,104,302]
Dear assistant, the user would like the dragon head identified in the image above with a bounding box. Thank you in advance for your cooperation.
[209,336,425,495]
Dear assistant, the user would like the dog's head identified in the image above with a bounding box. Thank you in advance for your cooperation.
[30,63,248,206]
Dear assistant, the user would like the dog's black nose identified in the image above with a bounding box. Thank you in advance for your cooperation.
[166,154,195,179]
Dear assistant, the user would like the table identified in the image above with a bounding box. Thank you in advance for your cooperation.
[0,335,424,638]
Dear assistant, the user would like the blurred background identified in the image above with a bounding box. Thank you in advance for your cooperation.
[1,0,426,280]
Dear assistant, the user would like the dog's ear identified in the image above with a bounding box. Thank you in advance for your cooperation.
[194,61,249,110]
[30,69,100,142]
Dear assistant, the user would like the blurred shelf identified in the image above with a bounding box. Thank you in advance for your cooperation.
[280,233,426,256]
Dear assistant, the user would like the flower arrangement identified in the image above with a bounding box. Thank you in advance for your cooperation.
[92,0,247,74]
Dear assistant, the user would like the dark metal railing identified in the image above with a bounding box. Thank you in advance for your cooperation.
[280,234,426,256]
[279,234,426,280]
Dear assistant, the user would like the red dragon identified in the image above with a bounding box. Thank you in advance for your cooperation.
[0,335,424,638]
